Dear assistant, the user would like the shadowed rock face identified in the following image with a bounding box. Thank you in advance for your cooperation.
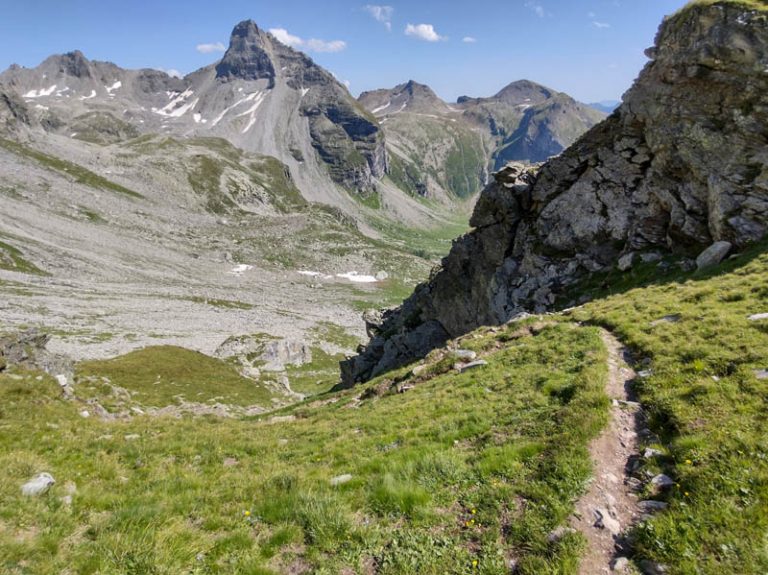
[341,2,768,385]
[216,21,276,86]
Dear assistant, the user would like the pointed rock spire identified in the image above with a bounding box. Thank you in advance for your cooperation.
[215,20,276,84]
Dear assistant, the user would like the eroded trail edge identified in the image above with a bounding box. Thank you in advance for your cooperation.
[571,329,643,574]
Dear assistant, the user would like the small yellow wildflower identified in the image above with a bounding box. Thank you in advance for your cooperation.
[685,459,693,465]
[471,508,477,514]
[684,492,689,497]
[244,510,251,517]
[472,559,478,568]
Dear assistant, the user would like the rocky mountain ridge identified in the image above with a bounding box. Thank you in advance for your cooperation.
[0,21,388,208]
[342,0,768,384]
[357,78,605,201]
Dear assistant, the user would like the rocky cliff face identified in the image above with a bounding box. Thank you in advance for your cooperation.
[342,1,768,384]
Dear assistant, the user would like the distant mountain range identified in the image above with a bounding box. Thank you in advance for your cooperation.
[358,79,605,201]
[0,20,605,212]
[588,100,621,114]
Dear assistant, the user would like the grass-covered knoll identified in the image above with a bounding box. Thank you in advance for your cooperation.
[0,137,143,199]
[0,321,608,574]
[75,345,277,410]
[571,243,768,574]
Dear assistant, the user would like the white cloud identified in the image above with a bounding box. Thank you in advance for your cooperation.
[525,1,545,18]
[306,38,347,53]
[196,42,226,54]
[269,28,303,47]
[364,5,394,31]
[404,23,446,42]
[462,36,477,43]
[165,69,182,79]
[592,21,611,29]
[269,28,347,53]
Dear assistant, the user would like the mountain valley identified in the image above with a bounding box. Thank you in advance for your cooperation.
[1,1,767,574]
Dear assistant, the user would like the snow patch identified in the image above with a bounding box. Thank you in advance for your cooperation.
[301,88,310,97]
[55,87,70,97]
[298,270,378,283]
[298,270,333,279]
[371,100,391,114]
[211,92,260,127]
[193,113,202,123]
[228,264,254,276]
[153,90,198,118]
[237,92,267,133]
[23,85,57,98]
[105,81,122,97]
[336,272,378,283]
[79,90,97,101]
[34,104,49,111]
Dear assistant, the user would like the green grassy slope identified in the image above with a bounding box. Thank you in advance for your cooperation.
[2,236,766,574]
[75,346,279,411]
[571,243,768,574]
[0,321,607,574]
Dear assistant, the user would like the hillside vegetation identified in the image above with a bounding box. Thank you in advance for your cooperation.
[1,241,767,574]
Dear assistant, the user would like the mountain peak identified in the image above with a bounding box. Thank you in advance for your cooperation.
[399,80,439,99]
[492,79,554,105]
[42,50,93,79]
[215,20,275,83]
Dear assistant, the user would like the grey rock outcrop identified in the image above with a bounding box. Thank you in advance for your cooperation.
[215,335,311,373]
[0,329,73,377]
[216,21,277,85]
[341,2,768,385]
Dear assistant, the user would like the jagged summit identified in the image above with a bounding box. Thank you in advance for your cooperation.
[0,20,389,203]
[399,80,440,99]
[44,50,93,79]
[215,20,276,83]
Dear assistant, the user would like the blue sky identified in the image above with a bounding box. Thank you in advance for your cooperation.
[0,0,687,103]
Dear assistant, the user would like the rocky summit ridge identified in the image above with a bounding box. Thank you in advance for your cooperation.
[342,0,768,384]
